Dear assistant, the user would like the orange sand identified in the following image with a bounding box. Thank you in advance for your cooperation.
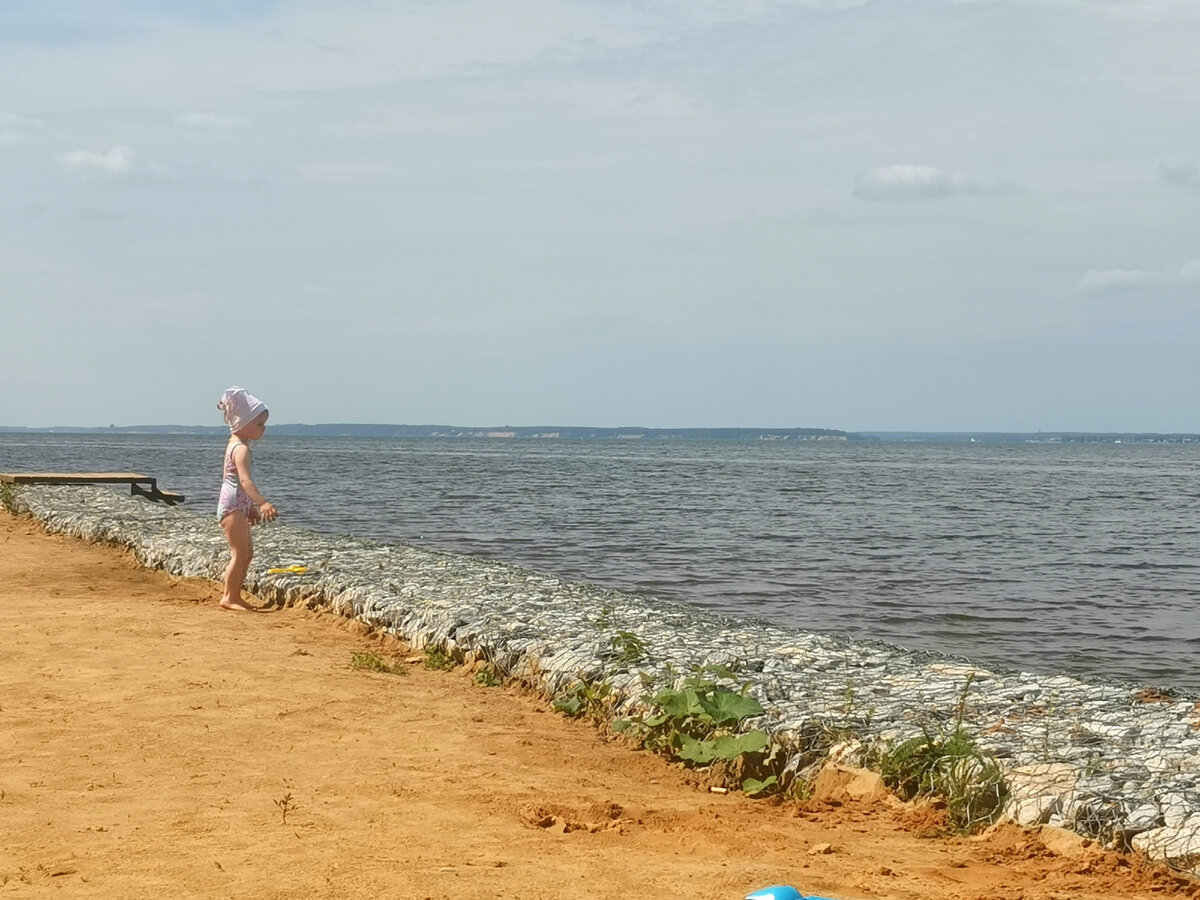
[2,510,1197,899]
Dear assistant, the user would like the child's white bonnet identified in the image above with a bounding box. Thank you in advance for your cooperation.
[218,386,267,434]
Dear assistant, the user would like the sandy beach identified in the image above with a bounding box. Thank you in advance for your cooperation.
[2,509,1197,900]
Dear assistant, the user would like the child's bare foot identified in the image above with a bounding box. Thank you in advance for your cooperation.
[219,596,255,611]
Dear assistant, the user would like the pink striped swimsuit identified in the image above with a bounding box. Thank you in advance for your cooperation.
[216,439,255,522]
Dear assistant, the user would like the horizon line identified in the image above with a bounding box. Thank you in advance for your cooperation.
[3,423,1200,437]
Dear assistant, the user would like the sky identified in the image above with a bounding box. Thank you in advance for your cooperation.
[1,0,1198,432]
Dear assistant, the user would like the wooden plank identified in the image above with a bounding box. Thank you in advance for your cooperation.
[1,472,152,484]
[1,472,185,505]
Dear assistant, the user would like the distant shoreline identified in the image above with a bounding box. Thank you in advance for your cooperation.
[2,424,1199,443]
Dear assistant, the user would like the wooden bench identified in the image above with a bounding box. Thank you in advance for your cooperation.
[0,472,185,505]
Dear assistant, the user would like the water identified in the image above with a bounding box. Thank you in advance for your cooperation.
[4,433,1200,691]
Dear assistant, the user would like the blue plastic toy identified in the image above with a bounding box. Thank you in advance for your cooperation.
[744,887,836,900]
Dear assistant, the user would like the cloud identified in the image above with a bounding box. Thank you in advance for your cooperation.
[0,110,44,145]
[175,111,248,130]
[1159,160,1198,189]
[1079,258,1200,294]
[853,164,984,202]
[58,145,136,175]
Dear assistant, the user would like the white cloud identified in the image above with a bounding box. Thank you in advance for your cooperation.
[1159,160,1198,189]
[853,164,983,202]
[0,110,44,145]
[58,145,136,175]
[1080,258,1200,294]
[175,111,249,130]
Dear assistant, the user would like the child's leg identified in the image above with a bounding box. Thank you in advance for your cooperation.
[220,511,255,610]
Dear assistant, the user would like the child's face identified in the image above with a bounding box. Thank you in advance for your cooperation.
[240,411,269,440]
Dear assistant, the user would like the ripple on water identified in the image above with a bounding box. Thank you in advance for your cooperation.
[4,434,1200,690]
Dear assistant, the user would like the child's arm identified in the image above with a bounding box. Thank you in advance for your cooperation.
[231,444,278,522]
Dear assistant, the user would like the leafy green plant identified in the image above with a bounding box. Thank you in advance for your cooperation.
[692,662,738,680]
[592,604,614,630]
[551,679,615,723]
[0,482,16,512]
[423,648,456,671]
[474,666,503,687]
[877,675,1007,833]
[614,675,769,770]
[610,630,647,665]
[350,651,405,675]
[741,775,779,797]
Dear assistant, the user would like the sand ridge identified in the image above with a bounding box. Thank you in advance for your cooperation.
[1,510,1196,899]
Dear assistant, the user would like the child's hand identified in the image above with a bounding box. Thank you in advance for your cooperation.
[259,501,278,523]
[248,507,262,525]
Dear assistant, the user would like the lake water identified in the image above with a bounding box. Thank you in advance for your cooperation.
[4,433,1199,691]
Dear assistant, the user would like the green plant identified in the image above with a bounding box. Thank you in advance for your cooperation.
[551,679,615,723]
[423,648,456,671]
[474,666,503,687]
[0,483,16,512]
[841,679,858,714]
[877,676,1007,833]
[829,677,876,731]
[691,662,738,680]
[1082,752,1106,778]
[614,675,769,769]
[610,630,647,665]
[349,651,405,675]
[741,775,779,797]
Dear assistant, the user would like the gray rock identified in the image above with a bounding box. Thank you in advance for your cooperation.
[1133,819,1200,868]
[1123,802,1163,835]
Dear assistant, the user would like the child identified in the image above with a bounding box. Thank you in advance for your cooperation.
[216,386,278,611]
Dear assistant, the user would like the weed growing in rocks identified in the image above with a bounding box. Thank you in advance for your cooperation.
[877,675,1007,832]
[613,673,775,795]
[552,679,616,724]
[610,630,647,665]
[474,666,503,687]
[423,648,456,671]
